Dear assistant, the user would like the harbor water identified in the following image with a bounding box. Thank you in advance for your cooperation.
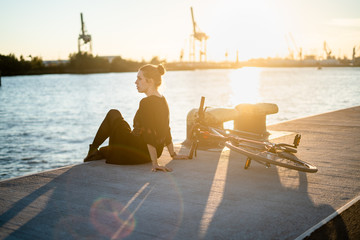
[1,67,360,180]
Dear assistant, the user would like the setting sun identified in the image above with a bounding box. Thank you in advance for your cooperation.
[229,68,261,104]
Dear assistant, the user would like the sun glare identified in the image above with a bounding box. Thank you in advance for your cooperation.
[229,67,261,105]
[206,0,287,61]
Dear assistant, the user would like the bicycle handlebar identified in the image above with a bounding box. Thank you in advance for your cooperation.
[198,96,205,122]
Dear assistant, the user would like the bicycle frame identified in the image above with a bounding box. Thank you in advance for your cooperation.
[186,97,317,173]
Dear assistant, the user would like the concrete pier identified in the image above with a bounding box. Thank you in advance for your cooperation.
[1,107,359,239]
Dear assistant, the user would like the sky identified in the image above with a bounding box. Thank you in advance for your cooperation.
[1,0,360,61]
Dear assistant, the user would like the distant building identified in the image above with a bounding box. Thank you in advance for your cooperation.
[43,60,69,66]
[319,59,340,66]
[304,55,316,60]
[99,56,118,63]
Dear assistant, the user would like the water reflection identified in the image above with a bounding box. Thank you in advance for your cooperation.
[229,67,261,105]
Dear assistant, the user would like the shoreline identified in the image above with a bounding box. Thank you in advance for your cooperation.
[2,64,360,77]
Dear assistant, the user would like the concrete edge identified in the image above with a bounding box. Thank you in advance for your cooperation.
[0,143,186,183]
[0,142,221,183]
[294,194,360,240]
[268,105,360,126]
[0,163,81,183]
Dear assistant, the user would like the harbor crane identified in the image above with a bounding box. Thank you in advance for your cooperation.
[190,7,209,62]
[353,45,360,65]
[323,41,332,59]
[285,35,294,59]
[286,33,302,60]
[352,45,360,59]
[78,13,92,54]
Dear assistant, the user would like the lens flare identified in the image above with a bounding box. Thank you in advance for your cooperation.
[90,198,135,239]
[54,215,97,240]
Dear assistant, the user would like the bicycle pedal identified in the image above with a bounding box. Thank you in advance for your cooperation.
[244,158,251,169]
[293,134,301,147]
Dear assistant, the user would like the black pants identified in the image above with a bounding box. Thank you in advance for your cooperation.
[92,109,151,165]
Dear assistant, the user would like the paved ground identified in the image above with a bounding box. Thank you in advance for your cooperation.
[1,106,359,240]
[305,199,360,240]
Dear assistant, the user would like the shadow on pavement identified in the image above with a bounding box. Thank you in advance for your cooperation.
[0,145,350,239]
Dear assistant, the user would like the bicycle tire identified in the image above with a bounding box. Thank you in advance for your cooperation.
[225,141,318,173]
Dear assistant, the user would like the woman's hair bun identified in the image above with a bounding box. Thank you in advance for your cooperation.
[157,64,165,76]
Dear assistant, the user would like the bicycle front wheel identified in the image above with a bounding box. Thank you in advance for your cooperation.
[225,141,318,173]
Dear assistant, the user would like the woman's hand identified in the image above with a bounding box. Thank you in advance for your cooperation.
[147,144,172,172]
[152,165,173,172]
[172,154,189,160]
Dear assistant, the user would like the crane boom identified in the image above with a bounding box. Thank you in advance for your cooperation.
[80,13,85,35]
[323,41,332,59]
[190,7,196,35]
[285,34,294,59]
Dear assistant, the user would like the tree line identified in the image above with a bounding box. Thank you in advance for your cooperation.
[0,52,164,76]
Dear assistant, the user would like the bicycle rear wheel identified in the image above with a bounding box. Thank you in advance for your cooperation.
[225,141,318,173]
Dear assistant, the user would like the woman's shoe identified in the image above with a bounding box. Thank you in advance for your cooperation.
[84,144,103,162]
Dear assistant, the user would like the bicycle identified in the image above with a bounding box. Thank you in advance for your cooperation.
[187,96,318,173]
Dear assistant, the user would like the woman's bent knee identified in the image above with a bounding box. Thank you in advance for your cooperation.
[107,109,123,119]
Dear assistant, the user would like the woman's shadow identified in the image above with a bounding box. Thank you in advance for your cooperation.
[0,162,167,240]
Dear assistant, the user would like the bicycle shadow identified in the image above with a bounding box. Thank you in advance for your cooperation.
[196,148,349,239]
